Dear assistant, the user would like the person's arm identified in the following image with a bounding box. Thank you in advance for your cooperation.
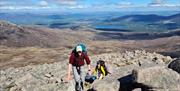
[88,64,91,71]
[106,64,112,75]
[67,63,72,81]
[84,54,91,71]
[67,53,74,81]
[87,64,92,75]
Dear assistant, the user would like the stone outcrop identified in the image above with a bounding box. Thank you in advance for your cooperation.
[90,76,120,91]
[132,66,180,90]
[168,58,180,74]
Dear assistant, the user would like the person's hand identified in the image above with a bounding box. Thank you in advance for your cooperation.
[66,75,73,82]
[67,64,72,82]
[88,69,92,75]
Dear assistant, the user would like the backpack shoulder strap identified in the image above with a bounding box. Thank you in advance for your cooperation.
[100,66,106,76]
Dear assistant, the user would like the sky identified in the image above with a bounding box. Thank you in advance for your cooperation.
[0,0,180,12]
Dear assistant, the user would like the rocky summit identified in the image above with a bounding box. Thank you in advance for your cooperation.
[0,50,179,91]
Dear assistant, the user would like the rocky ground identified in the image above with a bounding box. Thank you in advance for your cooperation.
[0,50,179,91]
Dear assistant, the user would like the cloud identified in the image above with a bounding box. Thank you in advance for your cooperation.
[45,0,88,9]
[39,1,48,6]
[152,0,165,4]
[45,0,78,6]
[0,0,51,10]
[115,2,134,8]
[0,0,37,6]
[148,0,180,7]
[118,2,133,6]
[59,1,77,6]
[69,5,88,9]
[148,0,165,7]
[0,0,82,10]
[0,0,179,11]
[0,6,50,10]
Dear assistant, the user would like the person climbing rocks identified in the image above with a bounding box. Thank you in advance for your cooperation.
[85,60,110,83]
[67,43,91,91]
[93,60,109,80]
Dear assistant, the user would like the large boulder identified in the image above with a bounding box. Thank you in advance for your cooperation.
[91,76,120,91]
[132,66,180,90]
[168,58,180,74]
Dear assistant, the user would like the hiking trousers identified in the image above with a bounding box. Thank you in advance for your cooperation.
[72,66,85,91]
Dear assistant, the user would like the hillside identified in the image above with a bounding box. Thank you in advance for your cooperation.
[0,20,180,70]
[0,21,95,48]
[104,13,180,31]
[166,13,180,23]
[109,13,180,23]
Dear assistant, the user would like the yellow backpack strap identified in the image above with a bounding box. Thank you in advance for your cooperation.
[93,69,97,76]
[100,66,106,76]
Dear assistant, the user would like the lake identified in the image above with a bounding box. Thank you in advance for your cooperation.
[94,25,132,32]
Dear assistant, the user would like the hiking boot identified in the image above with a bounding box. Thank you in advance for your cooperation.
[75,82,81,91]
[81,82,84,90]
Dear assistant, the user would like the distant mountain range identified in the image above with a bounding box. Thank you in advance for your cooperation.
[0,13,46,24]
[108,13,180,23]
[0,12,180,32]
[99,13,180,32]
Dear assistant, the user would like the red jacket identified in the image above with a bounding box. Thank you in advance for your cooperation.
[69,52,91,67]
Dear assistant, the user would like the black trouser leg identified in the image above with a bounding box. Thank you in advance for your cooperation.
[81,81,84,90]
[75,82,80,91]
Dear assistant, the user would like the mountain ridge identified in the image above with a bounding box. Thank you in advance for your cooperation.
[108,13,180,23]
